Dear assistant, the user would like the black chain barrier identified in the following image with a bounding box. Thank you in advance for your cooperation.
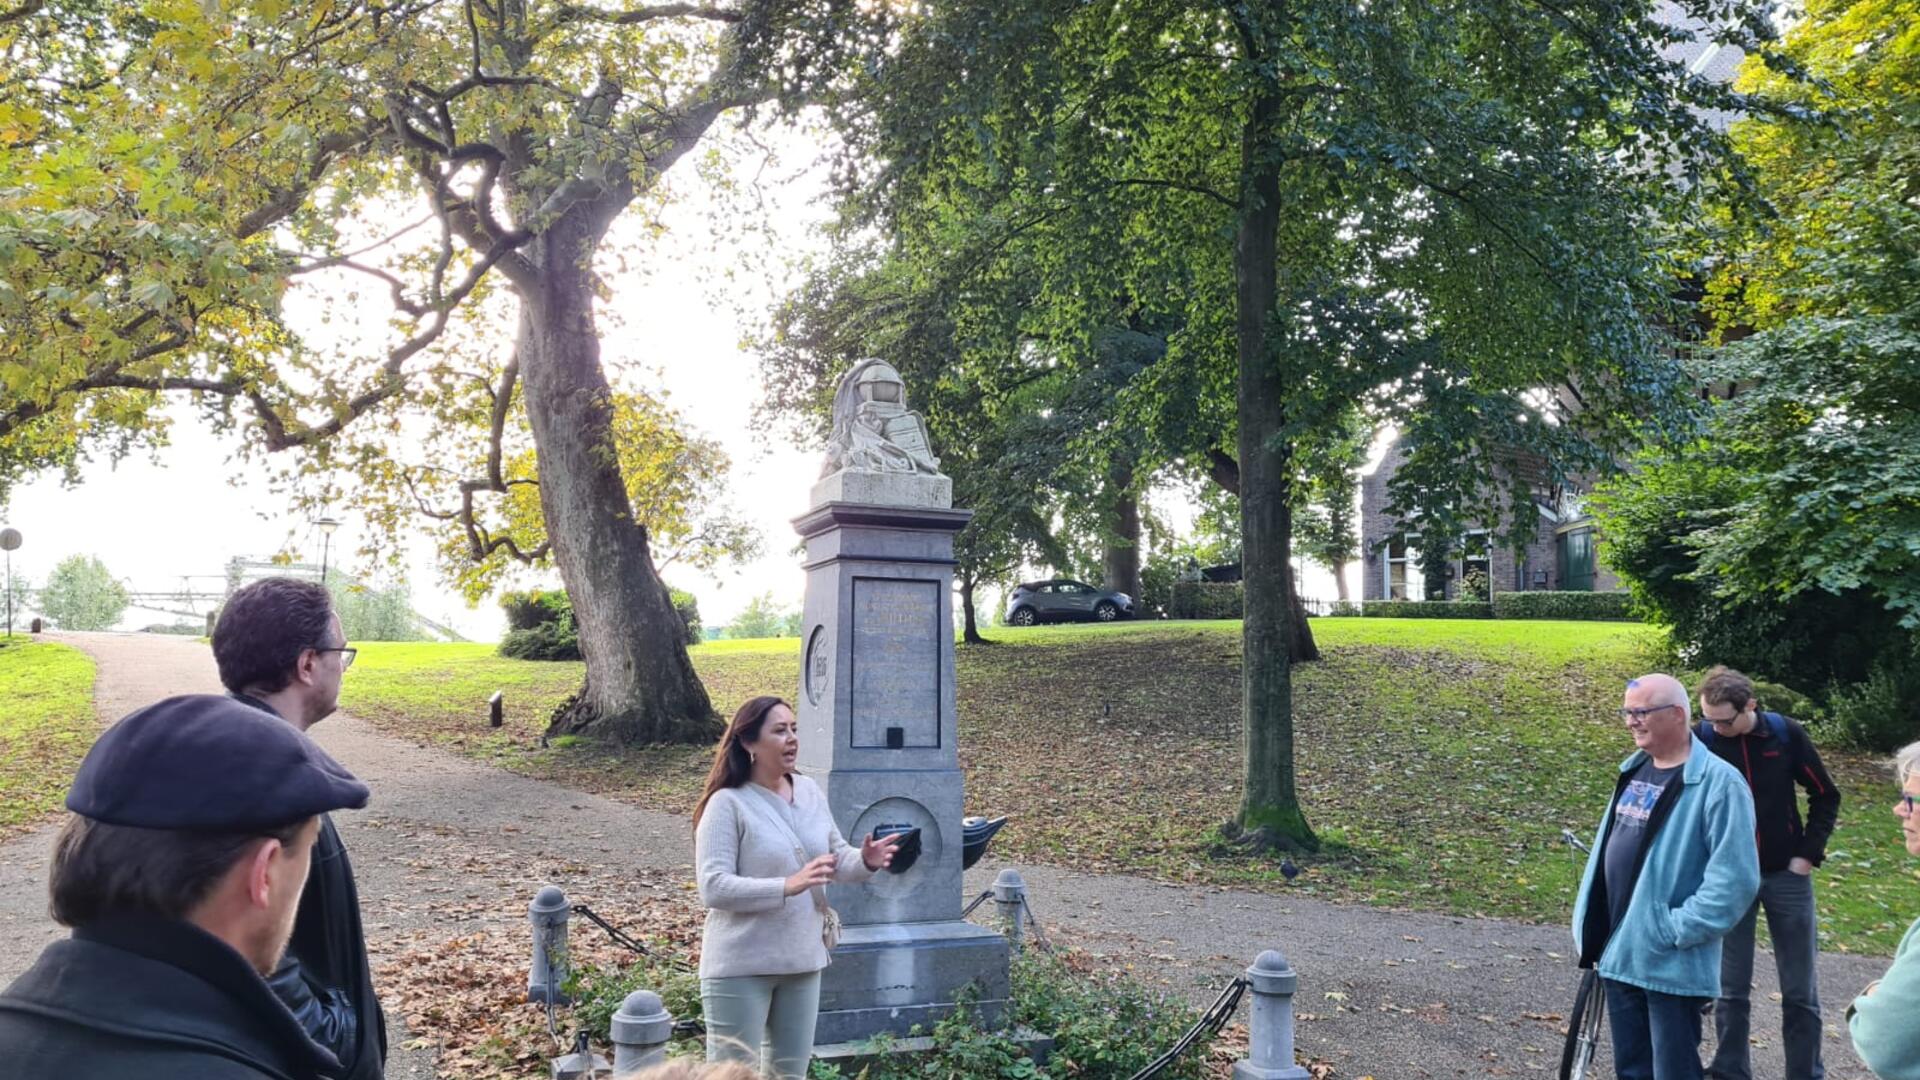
[1019,896,1052,952]
[572,903,650,956]
[1121,974,1250,1080]
[555,894,1245,1080]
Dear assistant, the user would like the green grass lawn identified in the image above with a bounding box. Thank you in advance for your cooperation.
[0,640,97,839]
[339,619,1920,954]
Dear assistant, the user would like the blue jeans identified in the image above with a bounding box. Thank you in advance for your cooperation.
[1708,868,1825,1080]
[1606,978,1710,1080]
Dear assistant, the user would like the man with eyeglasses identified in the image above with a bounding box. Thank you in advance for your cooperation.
[1695,666,1840,1080]
[1573,673,1759,1080]
[213,577,384,1080]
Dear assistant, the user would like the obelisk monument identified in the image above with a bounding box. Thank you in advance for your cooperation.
[793,359,1012,1044]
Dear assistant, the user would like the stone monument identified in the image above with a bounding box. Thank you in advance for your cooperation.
[795,359,1011,1044]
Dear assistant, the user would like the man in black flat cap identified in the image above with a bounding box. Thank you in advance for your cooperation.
[213,576,385,1080]
[0,694,373,1078]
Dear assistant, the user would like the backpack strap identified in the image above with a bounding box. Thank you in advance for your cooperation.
[1695,719,1717,748]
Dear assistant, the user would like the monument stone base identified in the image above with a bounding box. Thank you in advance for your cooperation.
[808,469,952,510]
[813,920,1012,1045]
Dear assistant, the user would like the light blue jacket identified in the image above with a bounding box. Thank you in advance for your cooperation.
[1571,736,1760,998]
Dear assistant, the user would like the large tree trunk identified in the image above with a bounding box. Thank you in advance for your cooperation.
[517,216,720,744]
[1333,564,1351,603]
[959,572,989,644]
[1101,461,1143,601]
[1195,450,1318,659]
[1233,92,1317,852]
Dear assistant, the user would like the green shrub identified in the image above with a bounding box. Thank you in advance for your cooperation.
[1490,590,1634,621]
[501,589,572,632]
[1137,553,1182,620]
[668,588,702,647]
[802,950,1213,1080]
[500,585,700,657]
[1817,645,1920,752]
[570,956,702,1045]
[499,616,580,661]
[1169,581,1242,620]
[1326,600,1363,617]
[1010,951,1210,1080]
[1361,600,1492,619]
[1747,679,1823,724]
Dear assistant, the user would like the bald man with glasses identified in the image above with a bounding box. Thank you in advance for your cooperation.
[1572,673,1760,1080]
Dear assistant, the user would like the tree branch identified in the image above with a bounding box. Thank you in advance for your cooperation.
[252,231,531,450]
[1206,448,1242,496]
[1107,177,1237,209]
[554,2,744,25]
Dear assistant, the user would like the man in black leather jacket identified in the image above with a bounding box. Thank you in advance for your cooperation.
[214,577,386,1080]
[0,693,373,1078]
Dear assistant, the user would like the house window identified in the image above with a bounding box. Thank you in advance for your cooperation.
[1461,531,1491,601]
[1384,533,1424,600]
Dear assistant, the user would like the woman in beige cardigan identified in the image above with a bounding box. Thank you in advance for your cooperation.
[693,696,901,1079]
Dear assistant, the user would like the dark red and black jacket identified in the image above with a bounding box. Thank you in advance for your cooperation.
[1700,711,1840,874]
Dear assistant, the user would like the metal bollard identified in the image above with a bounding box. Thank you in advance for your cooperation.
[610,990,674,1076]
[528,885,572,1005]
[1232,949,1310,1079]
[992,868,1027,953]
[489,690,505,728]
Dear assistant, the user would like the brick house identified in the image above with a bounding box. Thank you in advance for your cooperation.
[1358,438,1623,601]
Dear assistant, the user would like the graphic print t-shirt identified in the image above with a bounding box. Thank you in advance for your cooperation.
[1603,759,1682,929]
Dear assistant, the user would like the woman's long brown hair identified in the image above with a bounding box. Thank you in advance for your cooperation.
[692,695,790,829]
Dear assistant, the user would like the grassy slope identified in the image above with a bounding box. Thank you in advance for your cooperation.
[340,619,1917,954]
[0,640,97,839]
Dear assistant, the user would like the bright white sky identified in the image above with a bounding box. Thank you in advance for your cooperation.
[0,125,1352,641]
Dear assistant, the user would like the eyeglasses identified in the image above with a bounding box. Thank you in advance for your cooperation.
[1618,704,1683,722]
[1899,794,1917,816]
[312,646,357,670]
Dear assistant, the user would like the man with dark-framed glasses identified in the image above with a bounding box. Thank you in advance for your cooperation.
[1572,673,1760,1079]
[214,577,384,1080]
[1695,665,1840,1080]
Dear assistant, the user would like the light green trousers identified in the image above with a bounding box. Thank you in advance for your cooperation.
[700,970,822,1079]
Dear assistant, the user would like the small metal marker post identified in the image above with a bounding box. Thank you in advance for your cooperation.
[490,690,505,728]
[610,990,673,1076]
[992,868,1027,953]
[1233,950,1311,1079]
[528,885,572,1006]
[1,527,21,638]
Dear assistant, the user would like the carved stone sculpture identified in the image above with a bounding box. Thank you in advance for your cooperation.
[820,360,942,478]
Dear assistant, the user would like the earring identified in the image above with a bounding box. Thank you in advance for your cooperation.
[749,752,757,765]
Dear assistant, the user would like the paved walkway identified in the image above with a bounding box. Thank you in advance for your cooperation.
[0,633,1892,1078]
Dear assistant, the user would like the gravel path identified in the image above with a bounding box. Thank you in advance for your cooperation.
[0,632,1894,1078]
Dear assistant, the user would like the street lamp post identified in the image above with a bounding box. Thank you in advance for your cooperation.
[0,527,20,638]
[316,517,340,585]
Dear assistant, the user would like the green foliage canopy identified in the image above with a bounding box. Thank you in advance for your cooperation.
[1593,0,1918,749]
[37,553,127,631]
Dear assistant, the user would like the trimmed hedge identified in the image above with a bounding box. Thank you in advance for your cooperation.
[1361,600,1494,619]
[1169,581,1243,620]
[1491,590,1634,621]
[498,586,701,661]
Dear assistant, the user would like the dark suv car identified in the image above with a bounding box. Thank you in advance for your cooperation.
[1003,579,1135,625]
